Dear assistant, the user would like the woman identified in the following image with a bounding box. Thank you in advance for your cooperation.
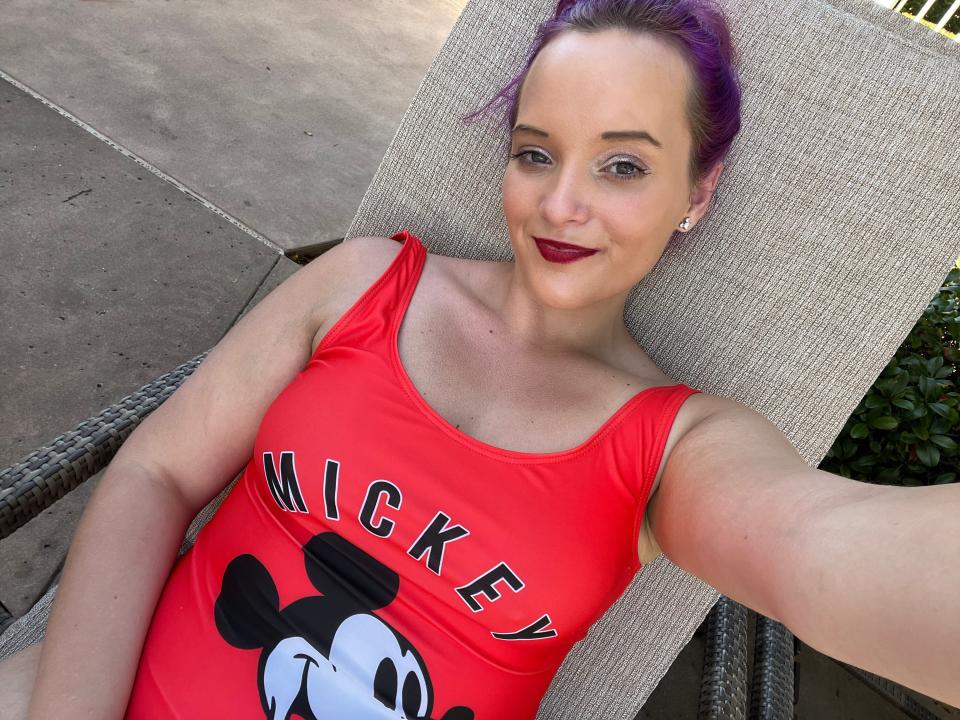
[3,0,958,717]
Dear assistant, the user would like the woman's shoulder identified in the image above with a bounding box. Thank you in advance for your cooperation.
[335,234,406,268]
[646,390,758,498]
[334,234,488,288]
[302,236,408,353]
[304,234,499,346]
[303,235,403,282]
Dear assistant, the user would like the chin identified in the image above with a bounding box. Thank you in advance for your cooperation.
[529,273,598,311]
[514,249,593,303]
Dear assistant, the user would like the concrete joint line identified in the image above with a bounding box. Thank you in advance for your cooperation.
[0,68,284,255]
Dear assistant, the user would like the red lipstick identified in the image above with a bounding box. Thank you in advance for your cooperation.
[533,236,599,264]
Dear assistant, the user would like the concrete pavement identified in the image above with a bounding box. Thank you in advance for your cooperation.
[0,0,464,250]
[0,76,293,617]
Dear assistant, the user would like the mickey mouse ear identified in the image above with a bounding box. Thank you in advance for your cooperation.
[215,554,281,650]
[302,531,400,610]
[438,706,476,720]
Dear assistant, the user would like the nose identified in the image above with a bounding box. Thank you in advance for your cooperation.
[539,164,590,226]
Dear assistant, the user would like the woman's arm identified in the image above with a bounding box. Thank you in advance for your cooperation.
[27,462,199,718]
[26,236,392,717]
[785,474,959,707]
[647,397,960,708]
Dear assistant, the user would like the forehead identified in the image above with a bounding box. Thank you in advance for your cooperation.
[517,29,692,148]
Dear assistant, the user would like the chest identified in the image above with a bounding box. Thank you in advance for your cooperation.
[393,267,662,456]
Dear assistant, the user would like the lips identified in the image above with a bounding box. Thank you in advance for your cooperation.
[532,236,599,265]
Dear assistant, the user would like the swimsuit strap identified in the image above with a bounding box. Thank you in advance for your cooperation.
[312,229,426,357]
[633,383,702,508]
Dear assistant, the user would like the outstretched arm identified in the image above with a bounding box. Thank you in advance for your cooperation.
[647,395,960,708]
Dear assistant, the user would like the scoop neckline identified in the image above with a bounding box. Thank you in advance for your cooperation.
[387,230,687,463]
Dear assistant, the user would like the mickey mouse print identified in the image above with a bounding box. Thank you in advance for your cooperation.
[214,531,475,720]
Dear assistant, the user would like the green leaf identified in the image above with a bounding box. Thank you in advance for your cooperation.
[934,473,956,485]
[930,434,957,450]
[928,402,951,417]
[850,423,869,439]
[850,454,880,468]
[917,377,934,400]
[892,374,911,394]
[842,438,858,457]
[891,397,915,411]
[868,416,898,430]
[916,442,940,467]
[876,467,900,484]
[930,417,950,435]
[927,355,944,374]
[908,404,928,420]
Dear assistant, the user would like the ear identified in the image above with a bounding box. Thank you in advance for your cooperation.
[440,706,476,720]
[303,531,400,610]
[214,554,282,650]
[684,161,724,228]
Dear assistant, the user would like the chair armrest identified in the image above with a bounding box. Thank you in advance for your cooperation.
[694,597,797,719]
[750,612,797,719]
[699,595,751,719]
[734,604,951,719]
[0,351,209,541]
[837,662,954,719]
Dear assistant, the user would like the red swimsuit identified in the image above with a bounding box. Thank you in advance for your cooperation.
[125,229,701,719]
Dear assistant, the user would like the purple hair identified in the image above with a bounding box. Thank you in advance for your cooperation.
[461,0,742,187]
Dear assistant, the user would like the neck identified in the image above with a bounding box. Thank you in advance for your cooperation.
[493,260,634,361]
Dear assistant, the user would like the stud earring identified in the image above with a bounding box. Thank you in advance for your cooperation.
[679,217,691,231]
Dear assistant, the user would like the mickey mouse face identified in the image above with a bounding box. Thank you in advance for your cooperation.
[263,614,430,719]
[215,533,475,720]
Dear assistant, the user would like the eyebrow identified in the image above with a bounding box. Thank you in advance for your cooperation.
[511,123,663,149]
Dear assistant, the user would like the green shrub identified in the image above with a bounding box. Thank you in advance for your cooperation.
[819,267,960,487]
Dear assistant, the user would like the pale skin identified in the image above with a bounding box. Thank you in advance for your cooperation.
[2,27,958,718]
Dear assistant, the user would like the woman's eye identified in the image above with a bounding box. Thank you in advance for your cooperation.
[606,159,648,180]
[510,150,549,165]
[509,151,648,181]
